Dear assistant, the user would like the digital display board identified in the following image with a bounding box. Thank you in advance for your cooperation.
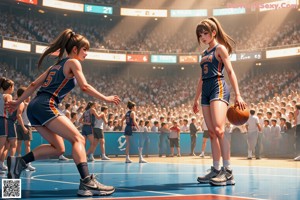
[43,0,84,12]
[170,9,207,17]
[84,4,113,14]
[179,55,198,63]
[120,8,168,17]
[126,54,149,63]
[237,52,262,60]
[86,52,126,62]
[266,46,300,58]
[17,0,38,5]
[151,55,177,63]
[3,40,31,52]
[213,8,246,16]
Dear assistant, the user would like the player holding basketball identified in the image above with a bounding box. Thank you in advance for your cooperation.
[193,17,246,186]
[5,29,120,196]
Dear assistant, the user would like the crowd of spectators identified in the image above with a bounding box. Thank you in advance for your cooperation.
[0,8,299,53]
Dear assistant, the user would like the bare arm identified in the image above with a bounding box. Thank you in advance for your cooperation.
[131,111,139,130]
[91,108,102,119]
[217,45,246,110]
[193,74,203,114]
[67,59,120,105]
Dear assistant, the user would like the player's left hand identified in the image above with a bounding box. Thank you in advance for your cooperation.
[235,95,247,110]
[105,95,121,105]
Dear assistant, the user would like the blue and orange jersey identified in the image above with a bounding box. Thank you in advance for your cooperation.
[82,109,92,124]
[200,44,224,80]
[38,58,76,103]
[125,111,134,127]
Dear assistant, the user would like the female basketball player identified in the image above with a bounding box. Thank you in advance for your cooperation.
[193,17,246,186]
[120,101,139,163]
[0,77,14,173]
[5,29,120,197]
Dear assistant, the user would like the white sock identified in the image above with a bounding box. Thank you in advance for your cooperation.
[223,160,231,169]
[213,161,220,170]
[102,154,106,157]
[248,150,252,157]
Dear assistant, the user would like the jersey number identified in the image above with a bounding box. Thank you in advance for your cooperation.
[203,64,208,74]
[42,71,56,87]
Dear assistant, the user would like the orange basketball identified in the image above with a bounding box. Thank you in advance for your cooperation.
[226,105,250,126]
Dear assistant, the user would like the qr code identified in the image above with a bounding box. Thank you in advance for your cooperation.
[2,179,21,199]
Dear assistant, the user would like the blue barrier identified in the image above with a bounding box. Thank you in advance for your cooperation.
[22,131,211,157]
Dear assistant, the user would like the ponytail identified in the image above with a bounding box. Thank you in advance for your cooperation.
[208,17,235,55]
[85,101,95,111]
[38,29,90,68]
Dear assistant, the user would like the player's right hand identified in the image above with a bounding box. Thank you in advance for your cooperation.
[105,95,121,105]
[193,101,199,114]
[5,100,20,113]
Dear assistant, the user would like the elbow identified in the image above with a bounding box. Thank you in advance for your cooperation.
[80,84,89,92]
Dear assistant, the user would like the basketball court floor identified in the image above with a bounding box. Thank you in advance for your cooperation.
[0,156,299,200]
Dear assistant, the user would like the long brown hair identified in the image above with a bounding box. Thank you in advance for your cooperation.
[196,17,235,55]
[38,29,90,68]
[0,77,14,91]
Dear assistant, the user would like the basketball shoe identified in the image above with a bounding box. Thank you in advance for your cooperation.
[77,174,115,196]
[197,166,220,183]
[209,167,235,186]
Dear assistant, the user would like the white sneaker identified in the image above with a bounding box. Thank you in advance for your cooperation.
[0,170,5,175]
[87,154,95,162]
[59,155,69,161]
[294,155,300,161]
[139,158,148,163]
[125,158,132,163]
[102,155,110,160]
[0,162,8,171]
[199,152,205,158]
[26,163,36,171]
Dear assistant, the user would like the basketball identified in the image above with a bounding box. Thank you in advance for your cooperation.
[226,105,250,126]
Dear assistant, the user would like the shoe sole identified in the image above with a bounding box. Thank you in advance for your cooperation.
[197,178,210,184]
[209,179,236,186]
[77,188,115,196]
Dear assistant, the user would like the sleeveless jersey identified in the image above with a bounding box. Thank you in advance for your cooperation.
[22,105,31,126]
[200,44,224,80]
[38,58,76,103]
[82,109,92,124]
[94,117,104,129]
[0,93,4,117]
[7,109,17,122]
[125,111,134,126]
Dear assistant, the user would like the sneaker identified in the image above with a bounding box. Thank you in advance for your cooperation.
[139,158,148,163]
[177,154,181,157]
[209,167,235,186]
[199,152,205,158]
[247,157,252,160]
[197,166,220,184]
[7,156,27,179]
[59,155,69,161]
[125,158,132,163]
[26,163,36,171]
[101,155,110,161]
[0,162,8,171]
[294,155,300,161]
[88,154,95,162]
[77,174,115,196]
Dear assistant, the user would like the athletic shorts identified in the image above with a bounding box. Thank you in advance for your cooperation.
[7,119,17,139]
[27,93,63,126]
[201,78,230,106]
[169,138,180,148]
[203,130,210,138]
[93,128,104,139]
[124,126,133,136]
[82,125,93,136]
[16,125,32,141]
[0,117,8,138]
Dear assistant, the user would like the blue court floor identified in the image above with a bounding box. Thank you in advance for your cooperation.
[0,158,299,200]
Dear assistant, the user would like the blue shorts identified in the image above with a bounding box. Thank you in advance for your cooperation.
[201,78,230,106]
[0,117,8,137]
[82,125,93,136]
[7,119,17,139]
[27,93,63,126]
[124,126,133,136]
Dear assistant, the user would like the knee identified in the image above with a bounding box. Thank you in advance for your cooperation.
[72,134,85,144]
[214,127,224,137]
